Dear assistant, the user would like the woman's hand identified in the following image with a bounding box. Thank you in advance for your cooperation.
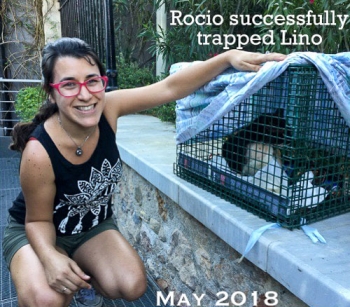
[42,250,91,295]
[227,50,287,72]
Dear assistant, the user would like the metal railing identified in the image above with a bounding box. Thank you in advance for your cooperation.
[0,78,41,136]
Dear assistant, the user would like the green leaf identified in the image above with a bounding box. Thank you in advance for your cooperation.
[15,87,46,123]
[334,0,348,4]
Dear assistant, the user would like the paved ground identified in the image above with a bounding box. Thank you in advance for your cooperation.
[0,136,168,307]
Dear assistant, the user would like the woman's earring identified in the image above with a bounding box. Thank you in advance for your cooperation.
[48,95,55,103]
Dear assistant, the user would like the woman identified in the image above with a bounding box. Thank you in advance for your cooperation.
[2,37,285,307]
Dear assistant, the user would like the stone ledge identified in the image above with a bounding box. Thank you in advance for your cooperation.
[117,114,350,307]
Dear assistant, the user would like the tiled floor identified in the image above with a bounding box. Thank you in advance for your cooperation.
[0,154,168,307]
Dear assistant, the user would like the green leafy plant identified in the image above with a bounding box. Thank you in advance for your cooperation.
[255,0,349,53]
[117,53,156,89]
[15,86,45,122]
[139,0,349,65]
[140,0,264,67]
[113,0,156,65]
[116,54,176,122]
[142,101,177,123]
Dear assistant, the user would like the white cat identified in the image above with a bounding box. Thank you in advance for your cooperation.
[242,142,277,176]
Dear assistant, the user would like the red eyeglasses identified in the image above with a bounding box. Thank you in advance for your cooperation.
[50,76,108,97]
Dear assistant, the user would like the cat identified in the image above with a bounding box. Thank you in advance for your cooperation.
[242,142,275,176]
[222,109,288,175]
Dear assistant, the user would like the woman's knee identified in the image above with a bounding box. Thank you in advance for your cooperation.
[121,272,148,301]
[18,288,71,307]
[101,271,147,301]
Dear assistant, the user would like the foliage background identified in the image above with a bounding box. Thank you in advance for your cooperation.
[2,0,350,123]
[136,0,350,67]
[114,0,349,122]
[139,0,265,66]
[15,86,45,122]
[256,0,349,54]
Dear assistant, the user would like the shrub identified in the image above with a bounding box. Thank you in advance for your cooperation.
[117,54,176,122]
[255,0,350,54]
[15,86,45,122]
[142,100,176,123]
[140,0,263,67]
[117,54,156,89]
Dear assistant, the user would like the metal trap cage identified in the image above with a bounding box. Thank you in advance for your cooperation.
[174,65,350,228]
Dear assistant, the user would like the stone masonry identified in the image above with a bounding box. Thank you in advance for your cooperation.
[113,163,308,307]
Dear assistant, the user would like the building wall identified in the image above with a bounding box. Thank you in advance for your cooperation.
[43,0,61,43]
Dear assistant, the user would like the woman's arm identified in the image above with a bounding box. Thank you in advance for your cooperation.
[21,140,57,256]
[104,50,286,121]
[21,140,91,293]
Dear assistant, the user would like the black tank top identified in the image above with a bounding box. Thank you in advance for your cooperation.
[9,114,122,236]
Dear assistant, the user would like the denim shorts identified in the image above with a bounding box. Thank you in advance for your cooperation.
[2,215,119,268]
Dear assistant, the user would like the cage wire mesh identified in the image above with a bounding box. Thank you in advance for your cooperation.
[174,65,350,228]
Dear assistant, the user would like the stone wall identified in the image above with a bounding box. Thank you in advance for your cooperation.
[113,163,308,307]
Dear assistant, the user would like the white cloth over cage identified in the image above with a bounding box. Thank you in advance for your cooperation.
[172,52,350,145]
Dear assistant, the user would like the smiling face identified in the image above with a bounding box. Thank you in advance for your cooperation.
[51,56,106,130]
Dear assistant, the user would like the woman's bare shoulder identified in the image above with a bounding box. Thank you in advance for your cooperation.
[20,139,55,188]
